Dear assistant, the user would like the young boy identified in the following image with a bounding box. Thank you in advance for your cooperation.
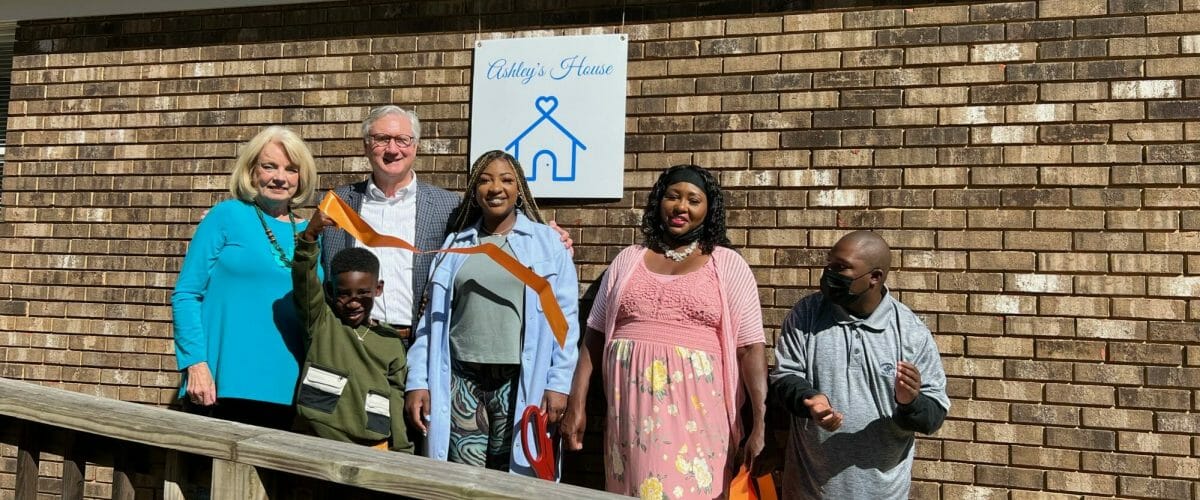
[291,211,412,453]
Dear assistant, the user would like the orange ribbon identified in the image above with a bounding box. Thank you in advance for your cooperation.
[318,191,569,347]
[729,466,777,500]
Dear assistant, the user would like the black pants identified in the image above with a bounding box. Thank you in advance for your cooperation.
[183,398,295,431]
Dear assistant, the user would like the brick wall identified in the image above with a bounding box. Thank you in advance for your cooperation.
[4,0,1200,497]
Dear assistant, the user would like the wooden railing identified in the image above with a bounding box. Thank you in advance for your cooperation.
[0,377,624,499]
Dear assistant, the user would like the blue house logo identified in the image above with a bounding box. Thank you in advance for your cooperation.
[505,96,587,182]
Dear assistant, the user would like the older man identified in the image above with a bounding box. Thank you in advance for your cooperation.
[321,106,459,345]
[769,230,949,499]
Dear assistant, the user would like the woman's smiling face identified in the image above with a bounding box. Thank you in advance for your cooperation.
[475,158,520,222]
[253,141,299,206]
[659,181,707,242]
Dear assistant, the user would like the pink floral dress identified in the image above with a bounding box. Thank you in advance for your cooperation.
[603,258,732,500]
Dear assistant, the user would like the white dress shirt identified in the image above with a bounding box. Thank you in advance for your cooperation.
[356,176,417,325]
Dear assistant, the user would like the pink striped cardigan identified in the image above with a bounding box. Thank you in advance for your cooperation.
[587,245,766,439]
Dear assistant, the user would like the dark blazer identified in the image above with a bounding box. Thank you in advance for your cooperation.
[320,179,461,326]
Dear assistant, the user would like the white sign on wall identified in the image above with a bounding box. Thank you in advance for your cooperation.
[470,34,628,199]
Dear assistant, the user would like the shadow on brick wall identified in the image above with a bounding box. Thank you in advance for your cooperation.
[561,269,607,489]
[16,0,966,54]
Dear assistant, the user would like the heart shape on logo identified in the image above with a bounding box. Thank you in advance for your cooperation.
[535,96,558,116]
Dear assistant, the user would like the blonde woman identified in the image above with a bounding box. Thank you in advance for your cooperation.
[172,126,319,429]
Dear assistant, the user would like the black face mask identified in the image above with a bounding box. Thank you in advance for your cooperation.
[820,268,874,308]
[665,223,705,244]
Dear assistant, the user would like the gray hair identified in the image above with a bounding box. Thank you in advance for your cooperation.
[361,105,422,142]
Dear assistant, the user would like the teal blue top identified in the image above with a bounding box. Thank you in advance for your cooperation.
[172,199,318,405]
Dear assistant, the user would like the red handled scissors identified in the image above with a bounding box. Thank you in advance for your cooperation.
[520,405,557,481]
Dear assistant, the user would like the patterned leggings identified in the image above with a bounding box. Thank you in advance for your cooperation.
[448,360,520,470]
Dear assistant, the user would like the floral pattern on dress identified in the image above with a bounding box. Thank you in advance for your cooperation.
[606,338,729,499]
[610,440,625,483]
[642,359,671,399]
[639,475,667,500]
[690,351,714,382]
[604,257,732,500]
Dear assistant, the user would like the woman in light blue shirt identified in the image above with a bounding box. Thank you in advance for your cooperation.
[405,150,579,478]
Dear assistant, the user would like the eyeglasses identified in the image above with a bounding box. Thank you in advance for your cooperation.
[368,134,415,149]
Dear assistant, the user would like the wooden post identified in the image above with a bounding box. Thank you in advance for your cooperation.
[211,458,268,500]
[14,421,41,500]
[162,450,186,500]
[60,430,85,500]
[112,444,136,500]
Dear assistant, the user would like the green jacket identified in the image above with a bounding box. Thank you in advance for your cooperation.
[292,238,412,453]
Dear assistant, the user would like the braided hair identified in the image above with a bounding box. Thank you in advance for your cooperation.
[640,164,731,255]
[447,150,545,233]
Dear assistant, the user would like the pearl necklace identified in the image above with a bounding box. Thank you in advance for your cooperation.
[661,240,699,262]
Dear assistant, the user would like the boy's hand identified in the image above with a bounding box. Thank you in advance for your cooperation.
[405,389,431,435]
[300,210,335,242]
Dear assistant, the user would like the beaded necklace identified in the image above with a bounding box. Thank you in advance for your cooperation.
[660,240,699,262]
[254,204,298,268]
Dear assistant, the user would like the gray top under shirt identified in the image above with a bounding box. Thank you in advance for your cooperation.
[770,288,950,500]
[448,233,525,364]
